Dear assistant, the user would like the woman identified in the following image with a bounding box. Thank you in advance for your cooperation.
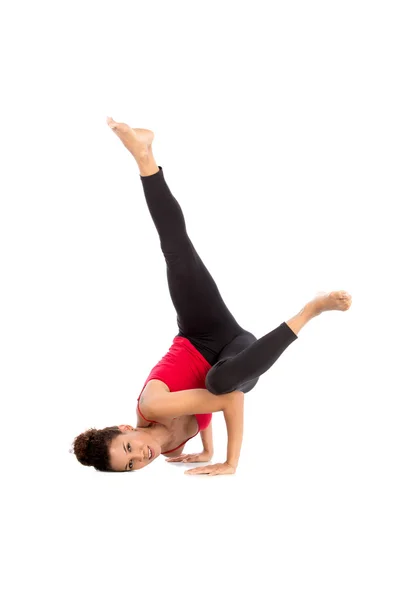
[72,117,352,476]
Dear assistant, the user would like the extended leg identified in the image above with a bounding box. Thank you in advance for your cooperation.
[206,291,352,395]
[107,117,241,350]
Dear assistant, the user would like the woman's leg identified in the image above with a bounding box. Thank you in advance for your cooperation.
[206,291,352,395]
[209,330,262,394]
[139,165,242,340]
[106,119,352,391]
[107,118,241,362]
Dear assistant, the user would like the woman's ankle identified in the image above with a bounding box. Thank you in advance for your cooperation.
[285,304,317,336]
[137,151,159,177]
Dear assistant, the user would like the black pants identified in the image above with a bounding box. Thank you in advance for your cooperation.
[140,166,298,395]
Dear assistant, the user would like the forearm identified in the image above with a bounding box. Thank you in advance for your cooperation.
[223,392,244,468]
[200,422,214,454]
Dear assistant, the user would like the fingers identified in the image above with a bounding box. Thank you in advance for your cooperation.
[166,454,202,463]
[165,455,188,462]
[184,463,235,476]
[182,455,199,463]
[185,466,211,475]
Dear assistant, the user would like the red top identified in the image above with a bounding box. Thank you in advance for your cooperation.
[136,336,213,454]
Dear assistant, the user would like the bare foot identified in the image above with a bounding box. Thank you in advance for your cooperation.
[106,117,154,160]
[311,291,353,316]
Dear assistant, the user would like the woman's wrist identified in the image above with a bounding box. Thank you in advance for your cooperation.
[223,393,244,473]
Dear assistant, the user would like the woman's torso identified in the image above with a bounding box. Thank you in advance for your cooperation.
[137,379,199,455]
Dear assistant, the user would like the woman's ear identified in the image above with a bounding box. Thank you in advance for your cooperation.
[118,424,134,432]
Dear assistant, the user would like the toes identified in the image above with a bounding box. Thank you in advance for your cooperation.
[338,291,350,300]
[106,117,130,133]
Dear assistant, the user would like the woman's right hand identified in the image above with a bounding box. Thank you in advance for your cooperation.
[166,450,213,463]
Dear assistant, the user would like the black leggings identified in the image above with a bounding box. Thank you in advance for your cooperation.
[140,166,298,395]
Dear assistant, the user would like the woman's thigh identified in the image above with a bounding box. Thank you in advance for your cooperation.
[169,236,243,346]
[204,330,260,394]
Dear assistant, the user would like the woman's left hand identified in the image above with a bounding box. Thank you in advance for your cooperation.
[185,462,236,476]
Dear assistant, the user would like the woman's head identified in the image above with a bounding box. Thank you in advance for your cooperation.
[72,424,160,472]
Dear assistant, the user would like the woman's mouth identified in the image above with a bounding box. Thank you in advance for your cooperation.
[148,446,153,460]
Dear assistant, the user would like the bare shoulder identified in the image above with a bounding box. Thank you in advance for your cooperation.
[139,379,170,420]
[140,379,170,401]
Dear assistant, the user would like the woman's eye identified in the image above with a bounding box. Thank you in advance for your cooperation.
[129,460,133,469]
[127,443,131,451]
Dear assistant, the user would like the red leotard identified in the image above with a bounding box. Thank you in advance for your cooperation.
[136,336,213,454]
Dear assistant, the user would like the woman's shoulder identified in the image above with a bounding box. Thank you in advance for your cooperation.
[140,379,170,401]
[137,379,171,424]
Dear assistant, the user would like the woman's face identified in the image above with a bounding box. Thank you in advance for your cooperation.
[108,425,160,472]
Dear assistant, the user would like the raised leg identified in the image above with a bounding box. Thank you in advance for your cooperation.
[206,291,352,395]
[106,117,241,349]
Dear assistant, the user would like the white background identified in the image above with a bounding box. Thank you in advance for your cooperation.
[1,1,399,598]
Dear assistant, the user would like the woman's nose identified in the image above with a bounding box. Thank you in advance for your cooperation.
[133,447,146,461]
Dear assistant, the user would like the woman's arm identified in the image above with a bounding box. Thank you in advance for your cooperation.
[142,388,244,473]
[200,421,214,456]
[140,387,238,420]
[184,392,244,475]
[223,393,244,469]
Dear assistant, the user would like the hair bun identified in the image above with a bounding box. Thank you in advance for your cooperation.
[73,427,98,466]
[71,425,121,471]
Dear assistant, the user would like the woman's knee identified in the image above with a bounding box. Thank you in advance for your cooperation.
[205,369,235,396]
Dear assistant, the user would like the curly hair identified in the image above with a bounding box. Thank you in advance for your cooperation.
[72,426,121,471]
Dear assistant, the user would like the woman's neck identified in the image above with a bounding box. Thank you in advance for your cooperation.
[141,422,172,451]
